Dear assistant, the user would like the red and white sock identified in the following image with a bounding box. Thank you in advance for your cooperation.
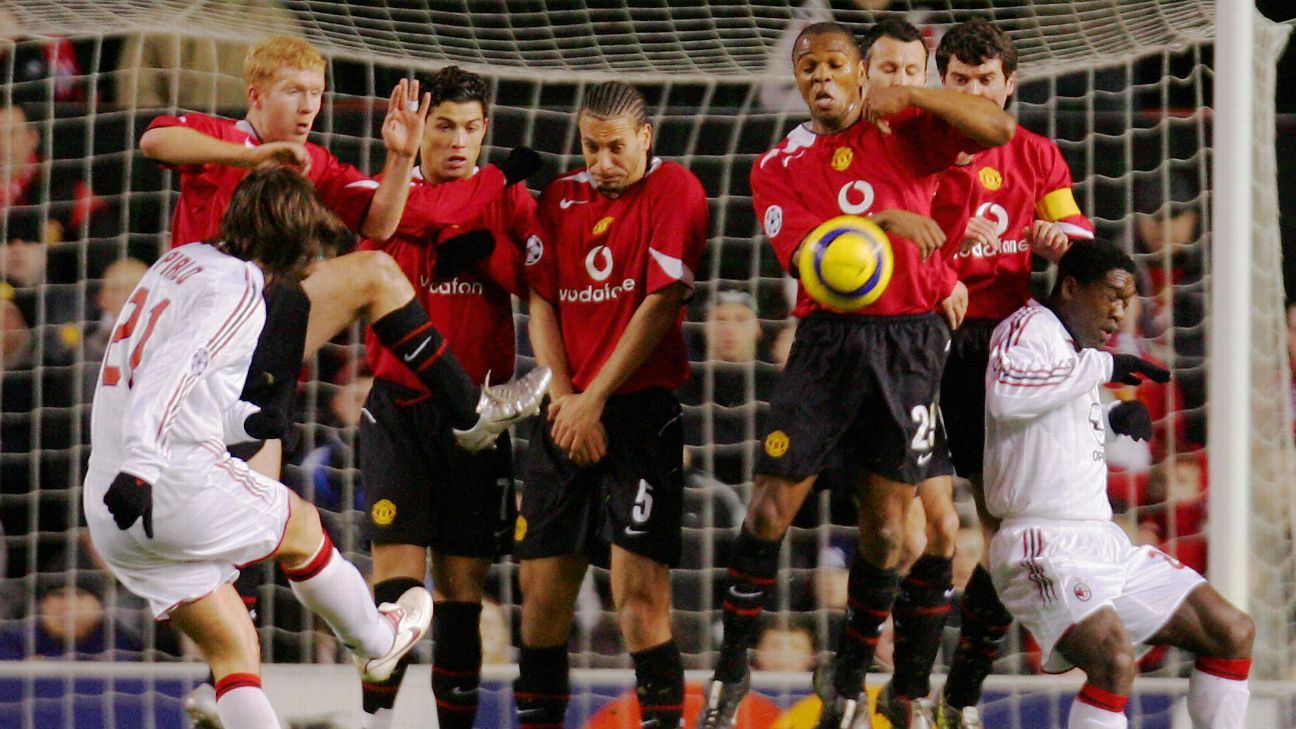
[215,673,279,728]
[1188,657,1251,728]
[1069,683,1129,729]
[283,532,393,658]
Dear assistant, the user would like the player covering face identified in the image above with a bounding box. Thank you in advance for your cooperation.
[86,168,432,729]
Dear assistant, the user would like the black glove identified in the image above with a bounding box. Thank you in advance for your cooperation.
[1108,401,1153,441]
[104,472,153,538]
[1109,353,1171,386]
[497,146,542,186]
[434,229,496,278]
[243,407,287,441]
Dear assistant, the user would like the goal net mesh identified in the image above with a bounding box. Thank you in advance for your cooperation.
[0,0,1292,725]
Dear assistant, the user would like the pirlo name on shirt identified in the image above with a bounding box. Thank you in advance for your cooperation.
[155,248,204,285]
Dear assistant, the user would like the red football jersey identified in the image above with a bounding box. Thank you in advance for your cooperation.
[361,166,531,389]
[933,126,1094,321]
[147,113,377,247]
[752,109,976,317]
[527,158,708,394]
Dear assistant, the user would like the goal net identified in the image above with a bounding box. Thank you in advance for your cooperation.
[0,0,1292,726]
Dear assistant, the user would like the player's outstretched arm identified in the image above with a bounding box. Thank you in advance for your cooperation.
[869,86,1015,150]
[139,125,311,173]
[362,78,430,241]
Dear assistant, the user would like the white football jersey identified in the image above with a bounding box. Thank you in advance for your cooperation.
[87,244,266,486]
[983,300,1117,522]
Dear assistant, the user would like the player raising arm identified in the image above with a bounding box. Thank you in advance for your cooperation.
[138,35,544,458]
[984,240,1252,729]
[84,168,432,729]
[514,81,708,729]
[700,19,1015,729]
[354,65,549,729]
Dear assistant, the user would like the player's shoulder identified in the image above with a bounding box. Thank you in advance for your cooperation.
[154,243,261,289]
[993,300,1056,345]
[755,123,821,174]
[1011,126,1065,163]
[645,158,703,195]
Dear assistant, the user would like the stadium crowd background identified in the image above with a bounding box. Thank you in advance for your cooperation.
[0,0,1294,690]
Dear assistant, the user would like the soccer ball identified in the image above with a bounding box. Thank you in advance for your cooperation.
[797,215,894,311]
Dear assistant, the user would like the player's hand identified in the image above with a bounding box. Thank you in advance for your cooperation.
[549,392,608,465]
[243,407,287,441]
[569,422,608,466]
[434,229,496,278]
[940,280,968,330]
[1108,401,1153,441]
[251,142,311,175]
[497,147,542,186]
[1109,353,1171,386]
[960,216,1001,256]
[871,209,945,260]
[1025,220,1070,262]
[864,85,912,129]
[381,78,431,160]
[104,472,154,538]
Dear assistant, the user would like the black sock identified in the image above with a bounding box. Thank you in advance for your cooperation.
[432,601,483,729]
[361,577,423,718]
[632,641,684,729]
[943,564,1013,709]
[371,298,480,429]
[891,554,954,699]
[833,558,900,699]
[716,528,782,683]
[515,644,569,729]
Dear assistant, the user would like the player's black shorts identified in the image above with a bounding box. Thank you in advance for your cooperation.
[756,311,953,485]
[359,379,515,558]
[516,387,684,568]
[940,318,997,477]
[228,278,312,461]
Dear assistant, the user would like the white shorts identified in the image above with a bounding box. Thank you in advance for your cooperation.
[84,449,291,619]
[989,518,1205,673]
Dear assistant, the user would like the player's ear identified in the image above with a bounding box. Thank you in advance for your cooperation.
[247,83,261,110]
[640,122,653,150]
[1005,71,1017,100]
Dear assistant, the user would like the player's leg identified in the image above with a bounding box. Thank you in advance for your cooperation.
[884,475,958,718]
[1055,608,1137,729]
[361,544,428,729]
[300,251,551,448]
[1146,583,1255,727]
[272,490,431,676]
[428,553,491,729]
[939,475,1012,728]
[516,554,588,729]
[611,546,684,729]
[169,585,278,729]
[704,315,868,729]
[604,389,687,729]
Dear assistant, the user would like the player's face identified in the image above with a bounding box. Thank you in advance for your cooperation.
[707,302,761,363]
[420,100,488,184]
[247,67,325,144]
[864,37,928,90]
[1065,269,1136,349]
[579,112,652,197]
[793,31,864,132]
[0,107,38,172]
[942,56,1016,108]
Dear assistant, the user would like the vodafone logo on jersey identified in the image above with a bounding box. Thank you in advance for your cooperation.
[977,202,1011,236]
[418,275,484,296]
[585,245,614,282]
[956,203,1028,258]
[837,180,875,215]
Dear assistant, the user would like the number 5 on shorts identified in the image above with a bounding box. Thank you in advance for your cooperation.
[632,479,654,524]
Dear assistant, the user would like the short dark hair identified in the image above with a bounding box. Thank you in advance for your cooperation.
[219,167,353,280]
[579,80,648,127]
[792,21,861,62]
[425,65,490,117]
[1051,239,1137,298]
[860,18,924,61]
[936,17,1018,77]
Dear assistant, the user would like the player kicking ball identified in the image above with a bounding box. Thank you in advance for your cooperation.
[83,168,432,729]
[984,240,1253,729]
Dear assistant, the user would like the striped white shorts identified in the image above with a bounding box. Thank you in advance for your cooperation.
[989,518,1204,673]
